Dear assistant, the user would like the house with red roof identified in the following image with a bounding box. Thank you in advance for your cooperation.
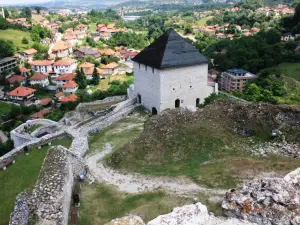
[53,59,77,75]
[29,72,49,87]
[101,62,119,75]
[30,60,53,74]
[63,80,78,93]
[7,86,36,104]
[20,48,38,61]
[40,98,52,106]
[55,91,64,100]
[120,51,138,63]
[7,75,26,86]
[79,62,105,79]
[20,67,31,76]
[59,93,78,103]
[52,41,72,58]
[55,73,76,87]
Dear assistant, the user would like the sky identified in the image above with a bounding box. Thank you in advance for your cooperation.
[0,0,49,5]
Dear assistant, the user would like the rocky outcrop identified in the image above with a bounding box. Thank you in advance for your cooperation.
[147,203,255,225]
[105,215,145,225]
[222,168,300,225]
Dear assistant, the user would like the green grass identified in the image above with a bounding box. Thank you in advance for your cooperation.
[197,16,214,26]
[106,101,300,189]
[0,102,12,115]
[35,90,56,99]
[0,29,32,51]
[88,107,148,156]
[78,184,193,225]
[0,136,72,225]
[0,148,47,225]
[278,63,300,82]
[88,23,97,33]
[26,124,43,133]
[277,76,300,105]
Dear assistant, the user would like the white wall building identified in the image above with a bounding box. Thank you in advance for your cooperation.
[53,59,77,75]
[130,28,217,114]
[29,73,49,87]
[30,60,53,74]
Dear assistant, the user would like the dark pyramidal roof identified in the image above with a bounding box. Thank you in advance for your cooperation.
[132,28,208,69]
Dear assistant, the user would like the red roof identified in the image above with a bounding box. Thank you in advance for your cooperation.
[8,75,26,84]
[55,73,76,81]
[30,60,53,66]
[31,109,51,119]
[55,92,64,99]
[8,86,36,97]
[63,80,78,88]
[23,48,38,55]
[20,67,30,73]
[101,62,118,69]
[59,94,78,102]
[29,73,48,81]
[80,62,94,68]
[40,98,52,106]
[53,59,74,66]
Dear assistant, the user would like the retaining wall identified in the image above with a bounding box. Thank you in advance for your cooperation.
[76,95,126,111]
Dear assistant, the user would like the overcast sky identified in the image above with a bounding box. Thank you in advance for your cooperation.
[0,0,49,5]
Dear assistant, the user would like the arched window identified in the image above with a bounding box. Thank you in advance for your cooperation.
[152,107,157,115]
[175,99,180,108]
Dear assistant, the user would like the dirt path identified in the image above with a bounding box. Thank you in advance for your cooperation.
[86,143,227,197]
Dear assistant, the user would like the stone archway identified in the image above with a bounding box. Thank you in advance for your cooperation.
[137,94,141,104]
[196,98,200,106]
[175,99,180,108]
[152,107,157,115]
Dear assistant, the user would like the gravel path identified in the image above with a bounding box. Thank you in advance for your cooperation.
[86,143,227,197]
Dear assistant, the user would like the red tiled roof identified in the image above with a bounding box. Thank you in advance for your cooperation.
[31,108,51,119]
[99,48,115,56]
[8,75,26,84]
[40,98,52,106]
[29,72,48,81]
[30,60,53,66]
[55,92,64,99]
[8,86,36,97]
[80,62,94,68]
[23,48,38,55]
[101,62,118,69]
[52,41,72,51]
[63,80,78,88]
[20,67,30,73]
[59,94,78,102]
[55,73,76,81]
[53,59,74,66]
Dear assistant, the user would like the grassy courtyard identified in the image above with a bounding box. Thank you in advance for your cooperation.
[0,29,32,51]
[0,136,72,225]
[78,184,193,225]
[278,63,300,82]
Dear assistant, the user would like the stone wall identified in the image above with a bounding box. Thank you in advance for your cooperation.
[10,119,59,148]
[31,146,73,225]
[9,193,30,225]
[76,95,126,111]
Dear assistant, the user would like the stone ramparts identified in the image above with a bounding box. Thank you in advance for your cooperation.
[76,95,126,111]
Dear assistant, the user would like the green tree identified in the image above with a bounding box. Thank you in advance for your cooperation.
[35,6,41,14]
[74,68,87,89]
[4,8,9,18]
[22,7,32,18]
[184,24,193,34]
[22,37,29,44]
[92,67,100,85]
[0,39,14,58]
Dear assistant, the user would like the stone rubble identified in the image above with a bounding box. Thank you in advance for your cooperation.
[105,215,146,225]
[222,168,300,225]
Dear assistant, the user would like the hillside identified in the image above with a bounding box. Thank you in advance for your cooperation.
[106,100,300,189]
[0,29,32,51]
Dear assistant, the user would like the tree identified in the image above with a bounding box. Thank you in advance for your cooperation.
[35,6,41,14]
[92,67,100,85]
[0,39,14,58]
[22,37,29,44]
[184,24,193,34]
[74,68,87,89]
[4,8,9,18]
[0,16,8,29]
[22,7,32,18]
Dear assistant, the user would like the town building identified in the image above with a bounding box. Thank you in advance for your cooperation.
[20,67,31,76]
[7,75,26,86]
[101,62,119,75]
[52,41,72,58]
[130,28,217,114]
[30,60,53,73]
[74,46,101,59]
[29,72,49,87]
[59,93,78,102]
[55,73,76,87]
[20,48,38,61]
[63,80,78,93]
[220,68,256,92]
[53,59,77,75]
[0,57,17,75]
[7,86,36,104]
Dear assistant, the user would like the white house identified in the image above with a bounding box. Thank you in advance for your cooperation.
[29,72,49,87]
[7,86,36,104]
[55,73,76,87]
[130,28,217,114]
[101,62,119,75]
[30,60,53,74]
[63,80,78,93]
[20,48,38,61]
[53,59,77,75]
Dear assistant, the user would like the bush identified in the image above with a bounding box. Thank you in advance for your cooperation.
[22,37,29,44]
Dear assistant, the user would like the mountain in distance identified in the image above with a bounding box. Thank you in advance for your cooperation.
[40,0,129,9]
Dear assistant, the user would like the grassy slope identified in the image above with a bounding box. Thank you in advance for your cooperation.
[78,184,193,225]
[277,76,300,105]
[0,136,72,225]
[278,63,300,82]
[0,102,12,115]
[197,16,214,26]
[0,29,32,51]
[106,101,300,189]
